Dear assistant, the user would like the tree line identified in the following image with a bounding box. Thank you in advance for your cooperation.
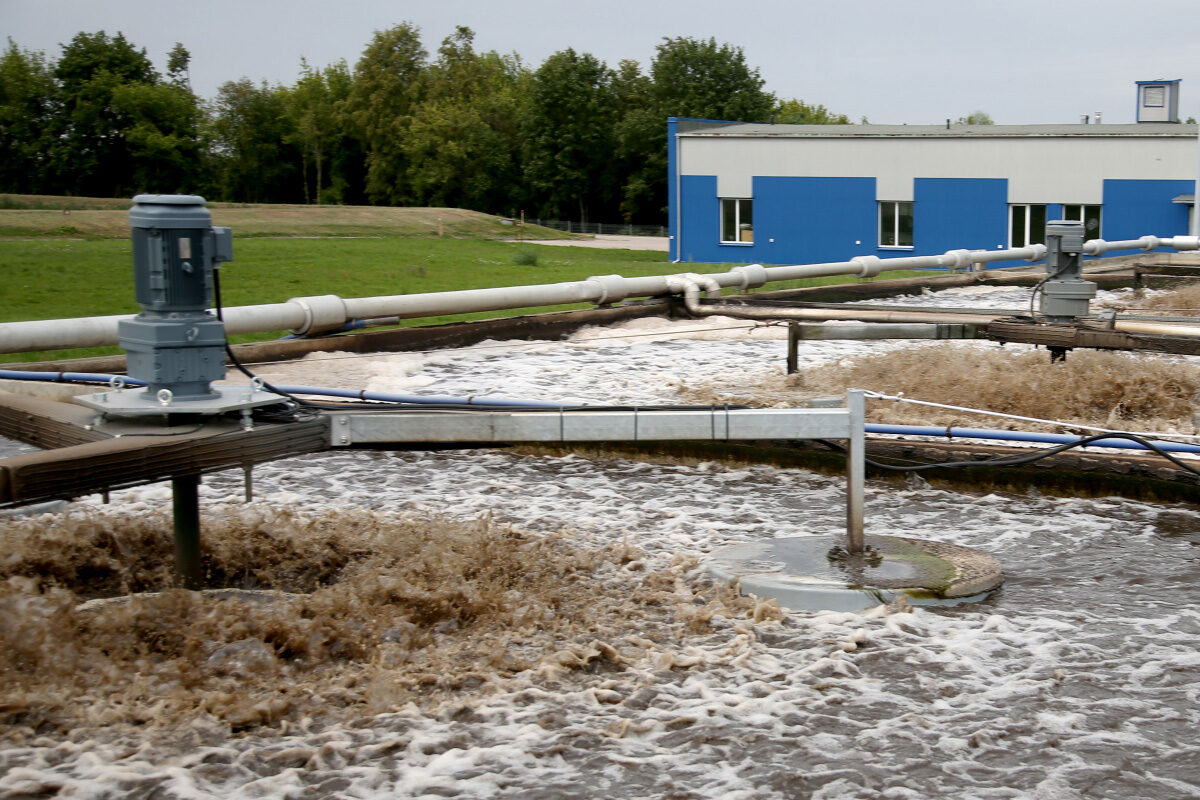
[0,25,852,224]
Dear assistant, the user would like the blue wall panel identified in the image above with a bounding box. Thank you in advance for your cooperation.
[675,175,879,265]
[673,171,1193,268]
[755,177,877,265]
[676,173,1019,267]
[912,178,1009,261]
[1102,180,1193,246]
[675,175,719,264]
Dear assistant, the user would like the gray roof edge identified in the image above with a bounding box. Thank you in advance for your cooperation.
[679,122,1200,138]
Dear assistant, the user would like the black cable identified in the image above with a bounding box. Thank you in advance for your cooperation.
[1028,277,1048,321]
[816,432,1200,477]
[213,268,320,414]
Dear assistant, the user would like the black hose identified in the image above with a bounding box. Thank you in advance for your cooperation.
[818,432,1200,477]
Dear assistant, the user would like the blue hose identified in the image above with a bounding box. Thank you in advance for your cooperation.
[866,423,1200,454]
[0,369,149,387]
[0,370,558,409]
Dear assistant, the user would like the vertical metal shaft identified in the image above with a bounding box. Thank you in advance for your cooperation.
[846,389,866,554]
[787,322,799,374]
[171,474,203,589]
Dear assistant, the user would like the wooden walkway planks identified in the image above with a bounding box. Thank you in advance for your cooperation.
[0,391,328,506]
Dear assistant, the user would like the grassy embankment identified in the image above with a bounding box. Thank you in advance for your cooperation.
[0,195,923,363]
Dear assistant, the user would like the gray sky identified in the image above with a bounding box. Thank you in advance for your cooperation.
[4,0,1199,124]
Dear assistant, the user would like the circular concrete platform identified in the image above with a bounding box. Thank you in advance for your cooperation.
[707,535,1003,613]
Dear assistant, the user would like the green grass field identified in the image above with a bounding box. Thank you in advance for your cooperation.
[0,198,924,364]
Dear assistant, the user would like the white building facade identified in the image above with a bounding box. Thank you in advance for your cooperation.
[669,113,1198,267]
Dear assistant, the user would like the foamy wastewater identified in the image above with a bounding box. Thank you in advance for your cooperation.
[2,283,1200,798]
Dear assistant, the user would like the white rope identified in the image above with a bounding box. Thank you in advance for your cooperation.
[857,388,1200,442]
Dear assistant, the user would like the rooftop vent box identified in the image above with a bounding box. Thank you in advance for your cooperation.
[1136,79,1180,123]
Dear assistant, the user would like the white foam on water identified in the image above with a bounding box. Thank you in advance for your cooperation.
[3,282,1200,798]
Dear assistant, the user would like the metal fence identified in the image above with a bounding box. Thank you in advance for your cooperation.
[525,219,668,237]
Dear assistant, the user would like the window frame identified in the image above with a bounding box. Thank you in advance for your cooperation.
[1061,204,1102,239]
[720,197,754,245]
[1009,204,1047,248]
[878,200,914,249]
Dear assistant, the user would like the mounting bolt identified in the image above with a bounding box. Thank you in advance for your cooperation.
[339,435,349,444]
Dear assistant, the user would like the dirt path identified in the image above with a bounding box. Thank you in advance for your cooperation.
[509,234,670,251]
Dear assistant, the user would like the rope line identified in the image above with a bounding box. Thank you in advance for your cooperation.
[858,388,1200,442]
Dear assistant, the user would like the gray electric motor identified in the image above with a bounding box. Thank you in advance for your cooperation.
[118,195,233,399]
[1040,219,1096,322]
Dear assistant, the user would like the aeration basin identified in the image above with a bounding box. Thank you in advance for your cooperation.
[708,534,1003,613]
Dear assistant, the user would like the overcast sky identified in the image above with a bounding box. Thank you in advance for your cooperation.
[4,0,1199,125]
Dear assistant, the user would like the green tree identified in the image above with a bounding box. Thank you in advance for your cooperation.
[650,37,774,121]
[613,38,776,224]
[111,80,204,193]
[289,58,357,204]
[773,98,850,124]
[403,27,528,212]
[209,78,301,202]
[523,48,618,222]
[348,22,427,205]
[0,39,59,193]
[611,58,659,222]
[52,31,161,195]
[956,110,994,125]
[166,42,192,92]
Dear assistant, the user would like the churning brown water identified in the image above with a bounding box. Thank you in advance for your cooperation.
[0,505,772,735]
[1,284,1199,798]
[677,343,1200,433]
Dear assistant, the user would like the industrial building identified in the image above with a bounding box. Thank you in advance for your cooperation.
[668,80,1198,267]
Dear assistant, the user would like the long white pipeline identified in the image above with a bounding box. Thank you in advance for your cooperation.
[0,237,1190,355]
[0,244,1046,354]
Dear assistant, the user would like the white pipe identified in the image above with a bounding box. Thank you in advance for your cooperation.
[673,275,1200,338]
[0,238,1190,355]
[1082,235,1200,256]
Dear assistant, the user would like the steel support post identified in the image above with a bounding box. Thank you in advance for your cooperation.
[787,322,799,374]
[846,389,866,554]
[171,474,203,589]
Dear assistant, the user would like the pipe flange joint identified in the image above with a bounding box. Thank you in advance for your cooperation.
[730,264,768,290]
[850,255,882,277]
[680,272,720,297]
[585,274,629,306]
[1082,239,1104,256]
[942,249,973,270]
[1138,235,1160,251]
[1025,244,1047,262]
[287,294,348,336]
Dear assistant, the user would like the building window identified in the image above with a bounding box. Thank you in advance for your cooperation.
[879,201,914,248]
[1062,204,1101,238]
[1009,204,1047,247]
[721,198,753,243]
